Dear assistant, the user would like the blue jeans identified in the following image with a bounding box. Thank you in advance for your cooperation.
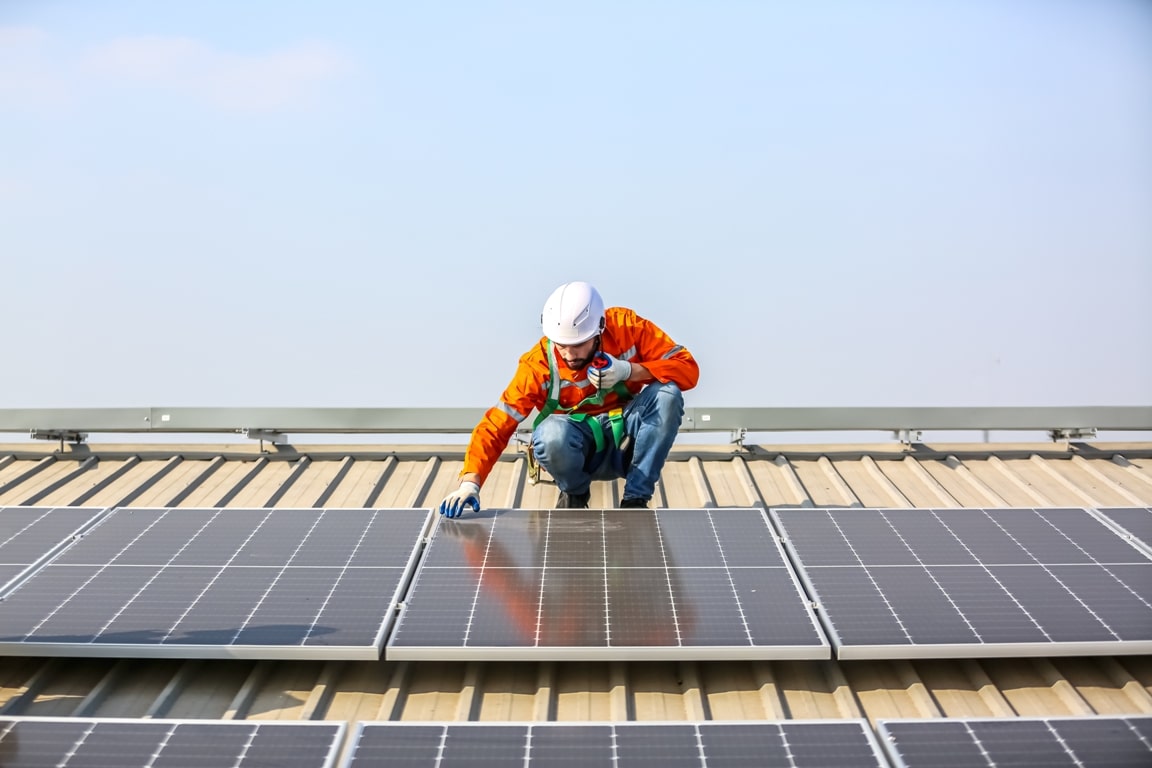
[531,381,684,500]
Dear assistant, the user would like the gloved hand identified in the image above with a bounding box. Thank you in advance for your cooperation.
[588,353,632,390]
[438,481,481,518]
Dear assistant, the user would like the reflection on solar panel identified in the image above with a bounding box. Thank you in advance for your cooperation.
[0,717,344,768]
[344,720,888,768]
[771,507,1152,659]
[0,506,108,596]
[1094,507,1152,554]
[0,507,431,659]
[387,508,829,661]
[878,716,1152,768]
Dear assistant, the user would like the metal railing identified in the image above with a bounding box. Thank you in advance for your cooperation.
[1,406,1149,444]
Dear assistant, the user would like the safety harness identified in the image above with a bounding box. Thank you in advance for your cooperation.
[532,339,633,453]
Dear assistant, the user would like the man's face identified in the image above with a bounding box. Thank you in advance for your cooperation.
[554,337,597,370]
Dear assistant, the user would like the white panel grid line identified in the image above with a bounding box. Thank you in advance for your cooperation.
[21,509,174,639]
[877,510,985,643]
[601,509,611,647]
[778,727,799,768]
[302,509,384,645]
[96,509,225,641]
[63,720,98,767]
[960,721,994,767]
[705,509,754,647]
[0,507,53,551]
[520,724,532,768]
[160,508,278,643]
[231,722,262,768]
[774,506,1152,659]
[925,509,1051,641]
[0,717,347,768]
[387,509,831,661]
[0,508,430,659]
[531,511,553,648]
[951,509,1122,641]
[462,514,498,648]
[1040,720,1083,768]
[228,510,329,643]
[651,509,685,648]
[824,511,915,645]
[1132,718,1152,752]
[692,723,708,768]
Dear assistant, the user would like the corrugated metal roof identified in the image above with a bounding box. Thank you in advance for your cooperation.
[1,440,1150,729]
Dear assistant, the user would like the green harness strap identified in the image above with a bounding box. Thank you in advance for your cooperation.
[532,340,632,452]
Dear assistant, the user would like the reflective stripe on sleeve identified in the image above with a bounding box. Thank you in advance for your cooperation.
[661,345,684,359]
[618,345,638,362]
[496,402,527,422]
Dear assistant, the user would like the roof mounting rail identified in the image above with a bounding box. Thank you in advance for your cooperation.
[1049,427,1096,442]
[240,428,287,447]
[29,429,87,446]
[893,428,922,447]
[730,427,747,449]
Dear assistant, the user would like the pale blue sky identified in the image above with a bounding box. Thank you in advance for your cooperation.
[2,1,1150,423]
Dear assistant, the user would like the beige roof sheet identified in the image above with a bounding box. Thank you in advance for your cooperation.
[0,439,1150,729]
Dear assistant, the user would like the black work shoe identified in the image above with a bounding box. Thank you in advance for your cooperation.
[619,497,649,508]
[556,491,591,509]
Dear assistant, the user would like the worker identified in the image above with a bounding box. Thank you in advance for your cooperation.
[437,281,700,515]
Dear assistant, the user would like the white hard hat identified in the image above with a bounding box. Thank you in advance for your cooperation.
[540,281,605,345]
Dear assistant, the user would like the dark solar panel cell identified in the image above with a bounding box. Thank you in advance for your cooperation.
[345,724,442,768]
[868,567,980,644]
[1035,507,1148,563]
[536,568,607,647]
[775,507,1152,657]
[0,507,106,571]
[932,509,1035,564]
[831,510,920,566]
[1048,564,1152,641]
[529,725,614,767]
[671,568,750,646]
[1095,507,1152,549]
[730,568,826,646]
[783,722,887,768]
[388,568,477,647]
[697,723,787,766]
[439,726,527,767]
[881,510,979,565]
[0,507,427,659]
[802,566,906,645]
[880,720,994,767]
[0,720,341,768]
[655,509,728,567]
[1050,717,1152,768]
[608,568,679,647]
[881,717,1152,768]
[390,509,827,659]
[614,725,701,768]
[928,566,1047,643]
[989,566,1116,642]
[776,509,860,566]
[95,566,219,644]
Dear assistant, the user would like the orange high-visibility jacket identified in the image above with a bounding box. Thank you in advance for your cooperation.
[463,306,700,484]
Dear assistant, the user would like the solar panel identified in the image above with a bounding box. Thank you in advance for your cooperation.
[771,507,1152,659]
[342,720,888,768]
[387,508,829,661]
[1093,507,1152,554]
[0,717,344,768]
[0,507,431,660]
[0,506,109,596]
[878,716,1152,768]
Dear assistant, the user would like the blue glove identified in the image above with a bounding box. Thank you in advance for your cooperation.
[438,481,481,518]
[588,354,632,390]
